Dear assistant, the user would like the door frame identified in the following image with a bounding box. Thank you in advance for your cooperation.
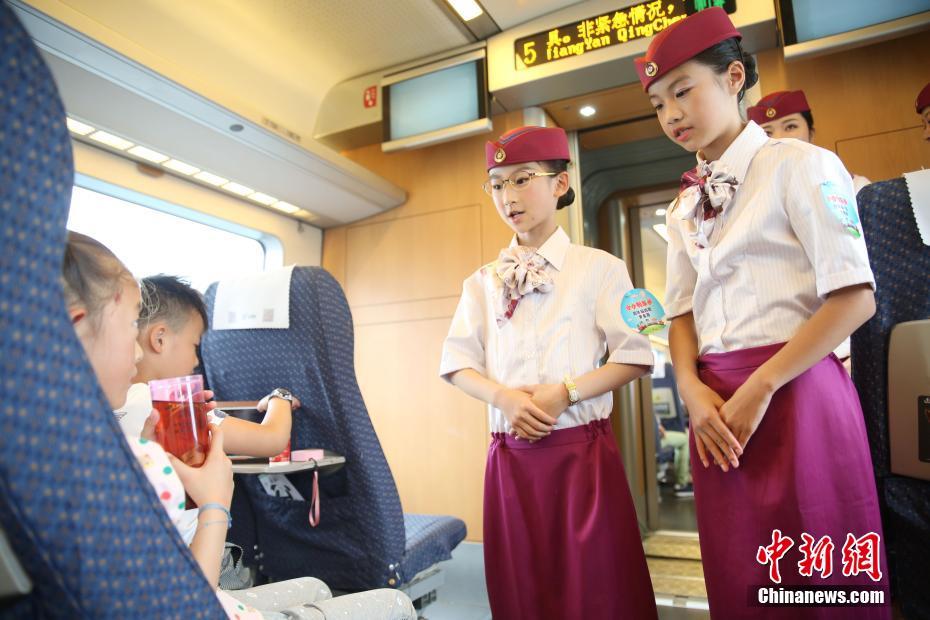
[605,184,680,533]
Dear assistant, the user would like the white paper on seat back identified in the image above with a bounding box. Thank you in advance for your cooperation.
[904,169,930,246]
[212,265,295,330]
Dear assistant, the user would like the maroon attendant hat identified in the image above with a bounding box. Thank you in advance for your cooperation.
[747,90,811,124]
[485,126,570,171]
[634,7,741,92]
[916,82,930,114]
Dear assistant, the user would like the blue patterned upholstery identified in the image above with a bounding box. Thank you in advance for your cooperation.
[851,178,930,620]
[0,3,225,617]
[201,267,466,591]
[402,514,466,581]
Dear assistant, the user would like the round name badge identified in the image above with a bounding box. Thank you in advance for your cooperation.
[621,289,666,335]
[820,181,861,238]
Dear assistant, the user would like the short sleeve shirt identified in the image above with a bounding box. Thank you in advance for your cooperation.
[440,227,655,433]
[664,122,874,355]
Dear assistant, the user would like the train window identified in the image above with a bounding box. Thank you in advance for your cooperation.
[67,185,266,291]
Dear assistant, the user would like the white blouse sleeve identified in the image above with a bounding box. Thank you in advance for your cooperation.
[114,383,153,437]
[784,147,875,299]
[664,202,698,319]
[852,174,871,195]
[439,272,488,382]
[597,259,655,368]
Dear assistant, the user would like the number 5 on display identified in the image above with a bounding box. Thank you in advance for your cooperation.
[523,41,537,65]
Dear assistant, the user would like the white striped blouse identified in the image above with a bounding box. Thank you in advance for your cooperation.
[440,227,655,433]
[665,122,875,355]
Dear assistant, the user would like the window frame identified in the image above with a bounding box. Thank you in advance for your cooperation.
[73,172,284,271]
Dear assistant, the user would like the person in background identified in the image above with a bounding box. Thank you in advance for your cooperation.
[748,90,871,194]
[657,415,693,497]
[916,81,930,142]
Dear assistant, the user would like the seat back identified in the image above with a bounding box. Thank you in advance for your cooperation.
[0,4,224,616]
[851,178,930,618]
[201,267,405,590]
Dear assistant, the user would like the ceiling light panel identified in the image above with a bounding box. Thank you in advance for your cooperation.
[447,0,483,21]
[163,159,200,175]
[88,130,133,150]
[193,170,229,186]
[66,117,95,135]
[222,181,254,196]
[128,145,169,163]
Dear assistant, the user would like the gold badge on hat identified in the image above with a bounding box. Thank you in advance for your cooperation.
[765,107,777,118]
[494,147,506,163]
[644,62,658,77]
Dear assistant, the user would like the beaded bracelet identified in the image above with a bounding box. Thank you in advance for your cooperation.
[198,503,232,528]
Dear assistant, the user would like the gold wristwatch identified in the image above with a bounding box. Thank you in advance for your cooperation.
[563,375,580,405]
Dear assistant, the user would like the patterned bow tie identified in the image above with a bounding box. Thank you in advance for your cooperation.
[675,161,739,248]
[485,246,553,326]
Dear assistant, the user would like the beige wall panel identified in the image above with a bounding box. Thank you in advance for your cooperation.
[756,32,930,182]
[355,318,488,540]
[352,296,462,327]
[344,206,482,307]
[321,226,347,289]
[837,126,930,183]
[341,111,525,225]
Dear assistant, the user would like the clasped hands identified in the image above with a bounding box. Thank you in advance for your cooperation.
[496,383,569,442]
[682,372,775,472]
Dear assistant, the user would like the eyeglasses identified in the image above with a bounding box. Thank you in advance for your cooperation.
[482,170,558,195]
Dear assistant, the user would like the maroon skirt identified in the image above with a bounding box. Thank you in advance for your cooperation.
[483,418,657,620]
[693,343,890,619]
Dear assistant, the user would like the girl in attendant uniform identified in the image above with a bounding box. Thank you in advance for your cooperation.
[748,90,872,193]
[637,8,890,619]
[439,126,658,620]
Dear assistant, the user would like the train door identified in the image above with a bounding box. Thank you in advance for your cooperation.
[579,126,710,612]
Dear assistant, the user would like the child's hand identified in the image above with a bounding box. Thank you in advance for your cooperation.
[202,389,217,415]
[140,408,159,441]
[495,388,557,441]
[719,373,774,451]
[168,424,234,509]
[520,383,570,419]
[680,378,741,472]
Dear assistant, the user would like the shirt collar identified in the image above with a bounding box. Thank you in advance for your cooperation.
[696,121,769,183]
[508,226,570,271]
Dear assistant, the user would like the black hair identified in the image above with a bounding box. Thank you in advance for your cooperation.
[800,109,815,131]
[537,160,574,210]
[691,37,758,102]
[139,274,209,332]
[62,231,135,327]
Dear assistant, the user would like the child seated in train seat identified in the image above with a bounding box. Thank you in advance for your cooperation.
[63,233,416,620]
[63,231,259,615]
[115,274,295,458]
